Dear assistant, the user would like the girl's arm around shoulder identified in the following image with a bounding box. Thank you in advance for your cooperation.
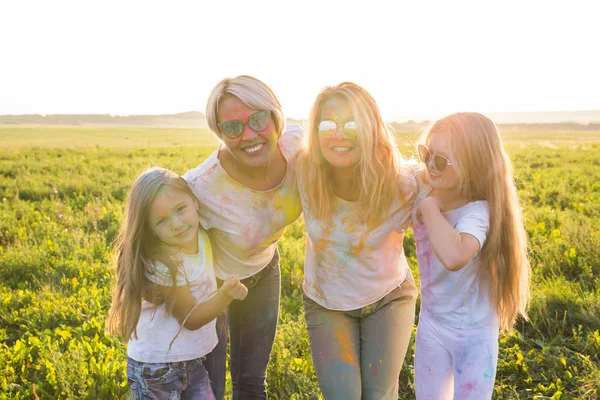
[419,197,481,271]
[166,276,248,330]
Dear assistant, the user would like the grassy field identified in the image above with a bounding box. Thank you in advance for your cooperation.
[0,126,599,399]
[0,126,219,148]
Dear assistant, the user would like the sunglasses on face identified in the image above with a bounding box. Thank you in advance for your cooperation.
[217,110,272,139]
[418,144,453,172]
[318,120,357,139]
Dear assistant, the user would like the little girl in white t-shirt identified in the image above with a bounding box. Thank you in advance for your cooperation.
[413,113,530,399]
[106,167,247,399]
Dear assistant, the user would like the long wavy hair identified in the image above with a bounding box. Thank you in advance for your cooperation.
[420,112,530,331]
[298,82,411,223]
[106,167,198,340]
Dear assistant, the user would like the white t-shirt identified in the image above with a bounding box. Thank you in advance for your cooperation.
[183,126,304,279]
[413,200,496,328]
[299,167,418,311]
[127,228,218,363]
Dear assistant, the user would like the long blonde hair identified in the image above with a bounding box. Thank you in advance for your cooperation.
[421,112,530,331]
[106,167,198,340]
[299,82,411,223]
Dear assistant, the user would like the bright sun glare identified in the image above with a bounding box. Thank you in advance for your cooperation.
[1,0,599,122]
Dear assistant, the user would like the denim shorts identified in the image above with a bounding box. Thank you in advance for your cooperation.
[127,357,215,400]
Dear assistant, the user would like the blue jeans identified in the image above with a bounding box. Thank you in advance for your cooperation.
[127,357,215,400]
[203,250,281,400]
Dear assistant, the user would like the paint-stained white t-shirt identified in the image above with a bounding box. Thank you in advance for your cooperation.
[299,167,419,311]
[183,126,304,279]
[127,228,218,363]
[413,200,496,328]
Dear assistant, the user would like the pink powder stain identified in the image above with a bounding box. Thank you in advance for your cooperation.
[190,162,218,186]
[369,362,378,376]
[413,221,434,313]
[459,380,478,397]
[205,162,218,176]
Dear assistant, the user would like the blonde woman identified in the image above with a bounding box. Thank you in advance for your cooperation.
[183,75,304,399]
[297,82,420,399]
[413,112,530,399]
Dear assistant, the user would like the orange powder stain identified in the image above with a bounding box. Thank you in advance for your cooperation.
[315,221,336,255]
[322,221,336,237]
[314,239,332,256]
[336,327,357,367]
[351,240,365,256]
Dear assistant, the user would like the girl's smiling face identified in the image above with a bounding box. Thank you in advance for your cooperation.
[148,187,200,255]
[425,133,459,191]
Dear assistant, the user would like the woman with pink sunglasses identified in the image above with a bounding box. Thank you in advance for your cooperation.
[184,75,304,399]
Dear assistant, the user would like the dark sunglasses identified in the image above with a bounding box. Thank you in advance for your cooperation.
[418,144,453,172]
[318,120,357,139]
[217,110,272,139]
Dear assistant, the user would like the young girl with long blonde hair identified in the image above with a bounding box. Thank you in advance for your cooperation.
[106,167,247,400]
[413,112,530,399]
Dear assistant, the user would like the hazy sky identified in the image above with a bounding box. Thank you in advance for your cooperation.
[1,0,599,121]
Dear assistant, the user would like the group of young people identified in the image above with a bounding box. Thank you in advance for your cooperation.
[106,75,530,400]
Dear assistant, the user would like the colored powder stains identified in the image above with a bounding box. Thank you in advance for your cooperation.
[314,239,333,258]
[336,327,357,367]
[218,193,235,206]
[239,225,264,250]
[314,221,336,257]
[309,282,327,301]
[333,359,358,375]
[351,240,365,256]
[321,221,336,239]
[273,192,302,224]
[343,222,356,234]
[458,381,477,396]
[368,362,378,376]
[205,162,218,175]
[338,249,352,264]
[192,162,218,185]
[482,344,496,380]
[454,348,469,375]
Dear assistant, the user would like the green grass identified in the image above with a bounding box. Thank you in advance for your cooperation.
[0,126,218,148]
[0,126,599,399]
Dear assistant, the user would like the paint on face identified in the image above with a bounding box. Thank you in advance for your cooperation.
[148,187,200,255]
[425,133,459,191]
[318,97,361,173]
[217,96,278,168]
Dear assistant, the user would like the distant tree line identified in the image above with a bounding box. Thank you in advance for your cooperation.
[1,113,600,131]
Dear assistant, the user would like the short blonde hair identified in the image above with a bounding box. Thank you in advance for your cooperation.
[206,75,284,138]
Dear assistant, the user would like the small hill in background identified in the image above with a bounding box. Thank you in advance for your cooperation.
[2,111,600,131]
[0,111,207,128]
